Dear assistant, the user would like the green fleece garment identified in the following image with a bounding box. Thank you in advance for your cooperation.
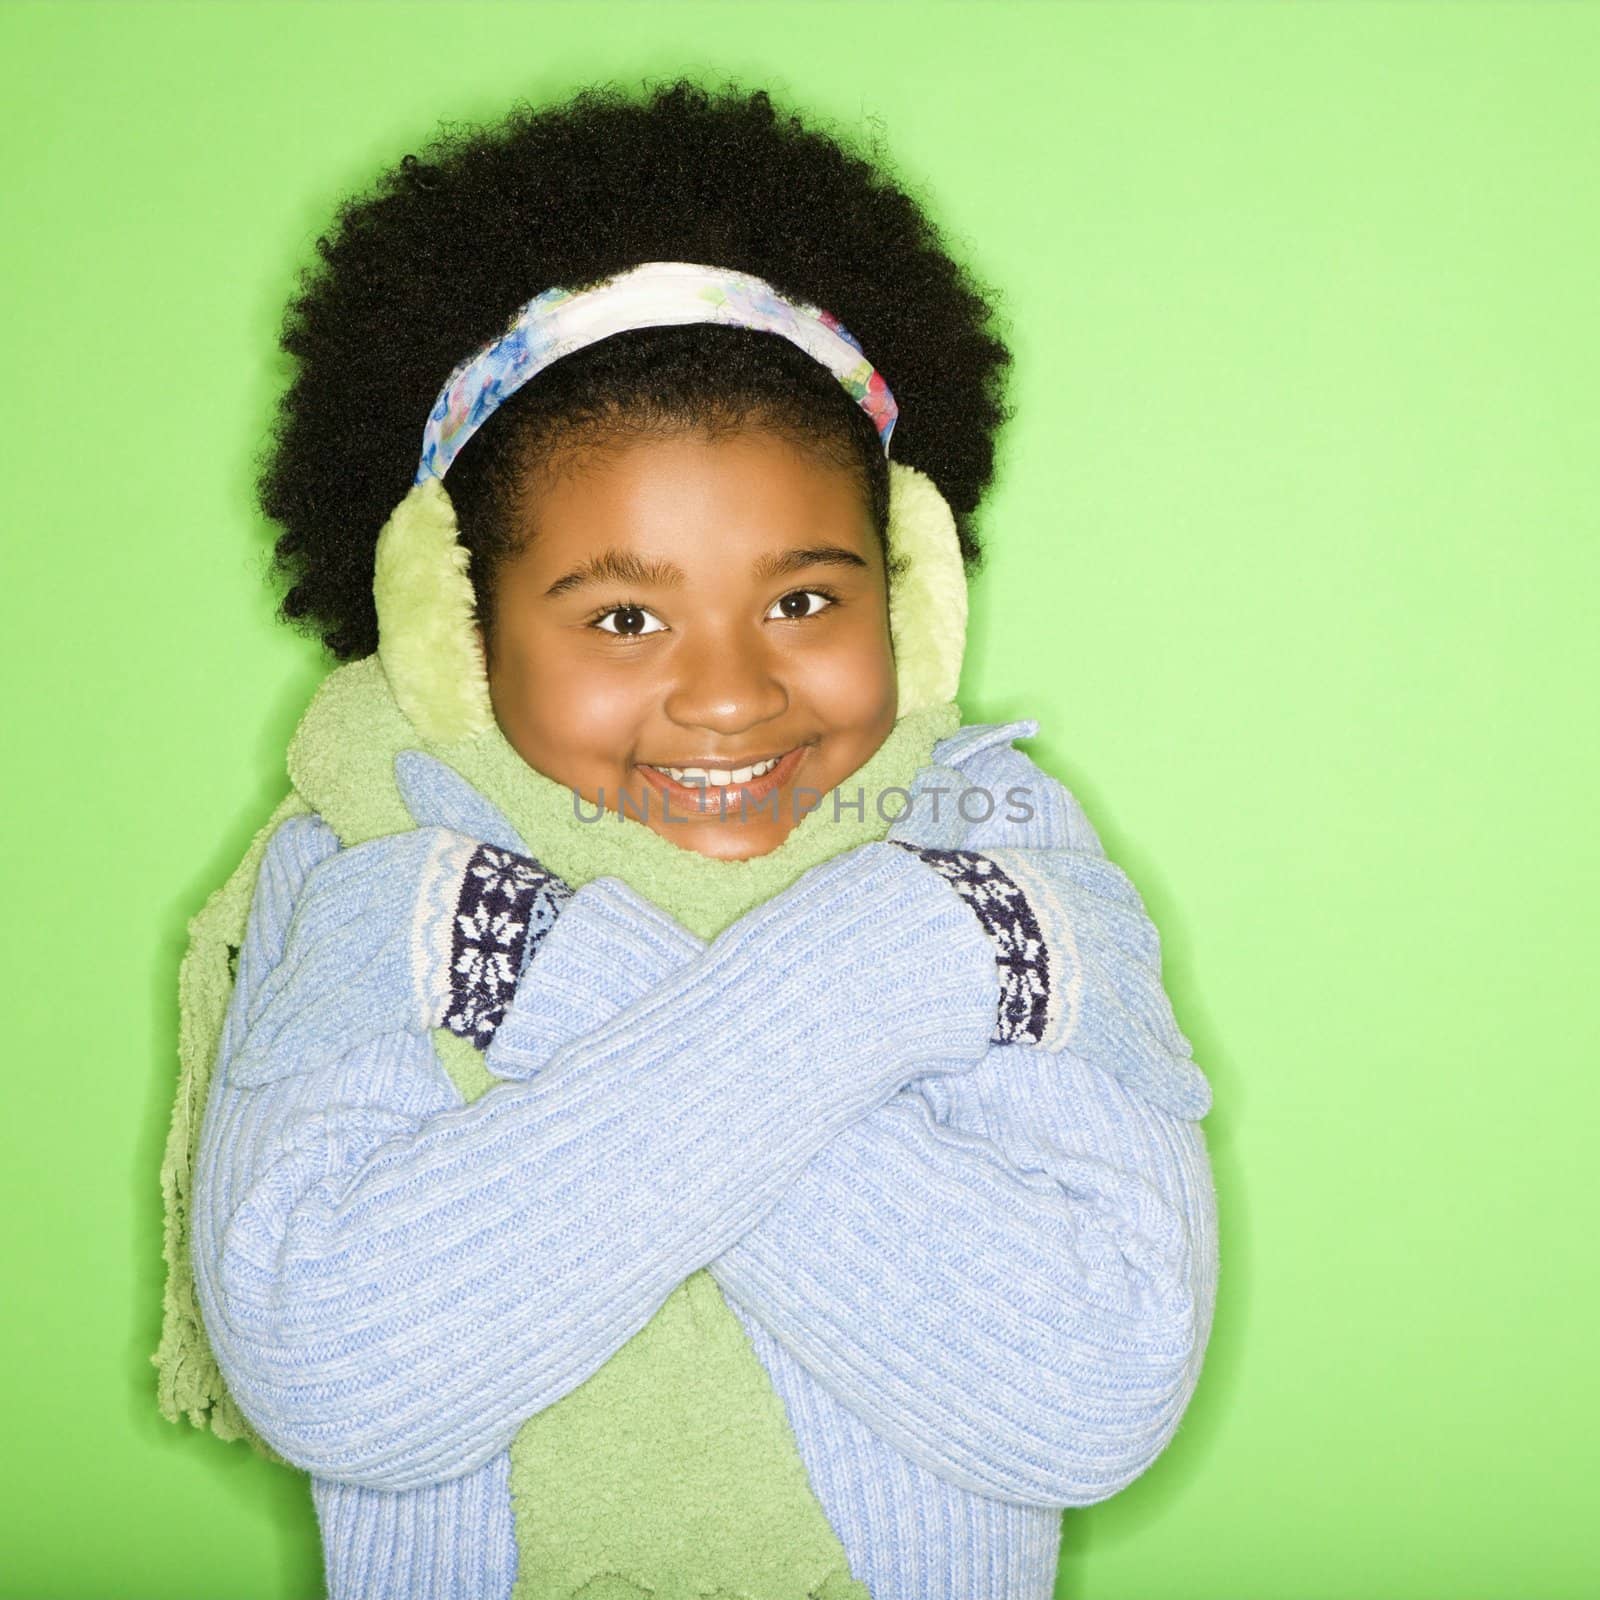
[156,651,960,1600]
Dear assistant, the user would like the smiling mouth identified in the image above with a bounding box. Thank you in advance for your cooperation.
[635,744,810,812]
[640,751,790,786]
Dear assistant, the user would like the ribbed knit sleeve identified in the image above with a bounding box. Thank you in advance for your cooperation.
[481,743,1220,1510]
[189,817,1000,1492]
[722,744,1217,1507]
[710,1047,1216,1508]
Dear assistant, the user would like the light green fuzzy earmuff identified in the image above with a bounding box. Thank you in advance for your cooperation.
[373,460,968,744]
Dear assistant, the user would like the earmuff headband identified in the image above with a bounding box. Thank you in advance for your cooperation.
[416,260,899,483]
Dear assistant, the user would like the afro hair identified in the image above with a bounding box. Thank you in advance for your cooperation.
[258,76,1014,661]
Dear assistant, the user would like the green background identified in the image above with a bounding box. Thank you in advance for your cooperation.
[3,2,1595,1595]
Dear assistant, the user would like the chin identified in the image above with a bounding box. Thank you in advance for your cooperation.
[657,817,790,860]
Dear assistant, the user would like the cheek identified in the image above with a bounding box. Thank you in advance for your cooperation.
[488,629,650,772]
[800,622,899,731]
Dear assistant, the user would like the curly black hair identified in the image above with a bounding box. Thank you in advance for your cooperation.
[259,76,1014,661]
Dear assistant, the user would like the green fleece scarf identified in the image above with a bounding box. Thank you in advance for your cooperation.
[156,650,959,1599]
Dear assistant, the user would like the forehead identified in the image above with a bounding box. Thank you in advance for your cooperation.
[519,428,877,565]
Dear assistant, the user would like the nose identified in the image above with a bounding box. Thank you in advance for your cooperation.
[662,622,789,736]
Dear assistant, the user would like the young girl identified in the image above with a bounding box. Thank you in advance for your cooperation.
[156,78,1218,1600]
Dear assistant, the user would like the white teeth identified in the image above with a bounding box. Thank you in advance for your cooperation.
[659,754,783,786]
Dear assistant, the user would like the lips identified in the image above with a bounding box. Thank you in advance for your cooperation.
[650,753,786,785]
[636,744,810,815]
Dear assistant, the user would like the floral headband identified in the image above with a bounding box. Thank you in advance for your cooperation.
[417,260,899,482]
[374,261,967,744]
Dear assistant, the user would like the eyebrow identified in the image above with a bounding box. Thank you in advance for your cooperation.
[542,544,869,599]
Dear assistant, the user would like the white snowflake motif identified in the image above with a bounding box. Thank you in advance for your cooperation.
[468,847,546,903]
[456,898,529,953]
[991,914,1046,967]
[453,941,517,996]
[442,842,573,1051]
[453,901,525,984]
[444,987,504,1046]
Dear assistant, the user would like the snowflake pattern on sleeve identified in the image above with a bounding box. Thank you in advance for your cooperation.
[444,845,574,1050]
[887,842,1069,1047]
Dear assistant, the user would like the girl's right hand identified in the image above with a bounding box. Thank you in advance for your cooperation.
[230,827,572,1087]
[230,753,574,1087]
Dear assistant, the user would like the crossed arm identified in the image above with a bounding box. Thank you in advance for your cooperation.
[490,744,1218,1506]
[190,743,1216,1506]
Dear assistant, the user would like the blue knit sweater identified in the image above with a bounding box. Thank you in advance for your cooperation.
[190,720,1218,1599]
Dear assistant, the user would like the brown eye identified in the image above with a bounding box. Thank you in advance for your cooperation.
[768,589,836,621]
[593,605,666,637]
